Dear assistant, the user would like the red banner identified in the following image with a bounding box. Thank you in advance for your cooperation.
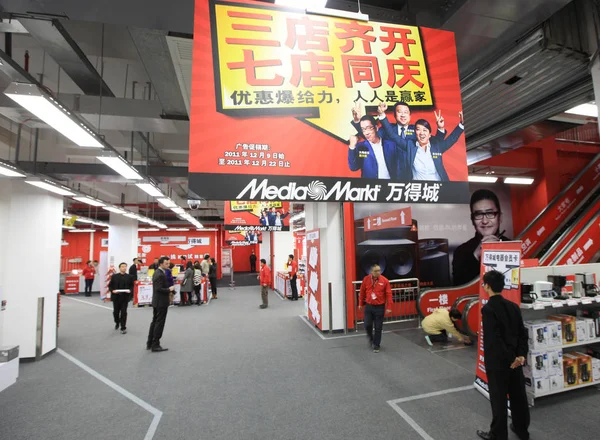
[554,214,600,266]
[520,155,600,258]
[224,201,290,232]
[306,229,322,329]
[475,241,522,395]
[64,275,80,294]
[364,208,412,231]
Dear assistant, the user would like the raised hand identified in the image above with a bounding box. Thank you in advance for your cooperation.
[434,110,445,130]
[349,135,358,150]
[352,101,362,123]
[459,110,464,126]
[378,102,388,116]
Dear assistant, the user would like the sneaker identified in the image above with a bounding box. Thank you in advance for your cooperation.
[115,323,119,330]
[121,329,127,334]
[425,335,433,346]
[373,346,380,353]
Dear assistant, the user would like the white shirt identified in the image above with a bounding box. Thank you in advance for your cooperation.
[397,124,409,137]
[412,143,441,181]
[275,217,282,226]
[370,140,391,179]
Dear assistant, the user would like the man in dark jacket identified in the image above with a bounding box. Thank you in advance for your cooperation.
[477,270,530,440]
[249,250,257,273]
[109,262,135,334]
[129,258,139,282]
[147,256,174,352]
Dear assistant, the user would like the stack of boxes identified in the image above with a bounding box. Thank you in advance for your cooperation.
[0,345,19,393]
[523,320,563,395]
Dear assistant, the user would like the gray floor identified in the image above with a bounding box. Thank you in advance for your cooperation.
[1,286,599,440]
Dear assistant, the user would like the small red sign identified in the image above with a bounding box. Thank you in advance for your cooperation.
[364,208,412,232]
[64,276,80,294]
[520,258,539,268]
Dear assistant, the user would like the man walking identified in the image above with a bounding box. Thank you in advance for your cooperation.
[477,270,530,440]
[249,250,257,273]
[287,254,299,301]
[147,257,174,352]
[109,262,134,334]
[258,258,271,309]
[358,264,392,353]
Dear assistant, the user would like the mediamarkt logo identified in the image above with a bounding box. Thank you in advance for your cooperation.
[236,179,382,202]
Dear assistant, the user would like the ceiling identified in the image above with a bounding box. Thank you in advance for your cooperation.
[0,0,598,225]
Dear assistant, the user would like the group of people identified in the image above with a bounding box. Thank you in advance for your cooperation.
[255,254,298,309]
[348,101,465,181]
[259,207,289,227]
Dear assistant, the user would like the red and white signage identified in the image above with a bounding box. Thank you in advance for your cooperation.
[136,283,153,306]
[555,216,600,266]
[64,276,80,294]
[306,229,322,330]
[364,208,412,232]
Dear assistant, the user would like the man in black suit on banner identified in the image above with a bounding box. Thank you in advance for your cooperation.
[147,256,174,352]
[477,270,530,440]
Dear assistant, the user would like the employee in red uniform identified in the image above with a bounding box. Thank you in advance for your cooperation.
[82,260,96,297]
[358,264,392,353]
[287,254,299,301]
[258,258,271,309]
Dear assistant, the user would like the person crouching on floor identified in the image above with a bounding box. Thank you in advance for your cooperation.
[422,308,472,346]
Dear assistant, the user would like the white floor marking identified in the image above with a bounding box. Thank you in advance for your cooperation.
[57,348,163,440]
[387,385,474,440]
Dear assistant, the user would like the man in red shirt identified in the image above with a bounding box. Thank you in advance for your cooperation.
[359,264,392,353]
[82,260,96,297]
[258,258,271,309]
[287,254,299,301]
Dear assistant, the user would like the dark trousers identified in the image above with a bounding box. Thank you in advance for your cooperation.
[210,277,217,296]
[84,279,93,296]
[428,330,448,342]
[147,306,169,348]
[112,295,129,330]
[250,261,256,272]
[487,367,530,440]
[364,304,385,348]
[194,285,202,303]
[290,275,298,299]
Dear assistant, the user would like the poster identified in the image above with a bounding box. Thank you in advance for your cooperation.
[474,241,522,396]
[306,229,322,329]
[226,230,263,246]
[225,201,291,231]
[189,0,469,204]
[137,283,153,306]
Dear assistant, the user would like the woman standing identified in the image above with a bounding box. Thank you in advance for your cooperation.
[82,260,96,297]
[193,261,203,305]
[181,261,194,306]
[209,258,218,299]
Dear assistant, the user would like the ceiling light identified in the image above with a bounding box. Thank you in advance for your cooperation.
[69,229,97,233]
[73,196,105,207]
[136,183,164,197]
[97,156,143,180]
[4,82,104,148]
[76,218,93,224]
[92,221,109,227]
[276,0,327,7]
[62,225,74,230]
[468,175,498,183]
[504,177,534,185]
[25,179,76,196]
[0,160,26,177]
[103,206,126,214]
[171,207,185,214]
[123,212,140,219]
[306,6,369,21]
[565,103,598,117]
[157,223,168,229]
[166,228,189,231]
[158,198,178,208]
[139,228,160,232]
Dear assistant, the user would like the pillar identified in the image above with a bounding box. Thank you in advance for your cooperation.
[0,180,62,359]
[107,211,138,271]
[591,56,600,138]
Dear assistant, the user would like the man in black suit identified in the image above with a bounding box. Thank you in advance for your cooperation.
[146,256,174,352]
[109,262,135,334]
[129,258,139,282]
[477,270,530,440]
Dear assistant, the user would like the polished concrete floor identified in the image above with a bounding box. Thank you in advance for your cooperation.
[1,287,599,440]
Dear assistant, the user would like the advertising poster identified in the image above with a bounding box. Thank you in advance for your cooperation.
[225,201,291,231]
[226,230,263,246]
[137,283,153,306]
[189,0,469,204]
[64,276,80,294]
[306,229,322,329]
[474,241,522,396]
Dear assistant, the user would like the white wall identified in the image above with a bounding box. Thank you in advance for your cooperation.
[272,231,294,273]
[260,231,271,266]
[107,211,138,269]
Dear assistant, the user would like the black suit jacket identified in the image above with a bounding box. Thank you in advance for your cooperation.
[482,295,528,372]
[152,268,172,308]
[128,264,138,281]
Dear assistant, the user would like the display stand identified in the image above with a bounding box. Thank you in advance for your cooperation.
[274,271,304,300]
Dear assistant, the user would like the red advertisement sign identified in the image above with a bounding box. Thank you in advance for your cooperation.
[64,275,80,294]
[364,208,411,231]
[520,154,600,258]
[306,229,322,329]
[225,201,290,232]
[554,214,600,266]
[189,0,469,204]
[520,258,539,268]
[225,230,263,247]
[474,241,522,395]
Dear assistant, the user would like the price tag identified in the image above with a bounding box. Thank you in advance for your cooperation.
[582,299,593,305]
[552,301,564,308]
[567,300,578,307]
[533,303,546,311]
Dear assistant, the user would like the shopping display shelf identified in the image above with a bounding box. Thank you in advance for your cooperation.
[521,297,600,310]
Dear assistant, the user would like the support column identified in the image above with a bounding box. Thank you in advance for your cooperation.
[591,55,600,138]
[0,180,62,359]
[107,211,138,270]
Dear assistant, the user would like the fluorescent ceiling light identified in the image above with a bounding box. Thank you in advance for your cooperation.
[0,160,26,177]
[73,196,105,207]
[276,0,326,8]
[26,179,76,196]
[468,175,498,183]
[97,156,143,180]
[158,198,178,208]
[157,223,168,229]
[4,82,104,148]
[123,212,140,219]
[306,7,369,21]
[166,228,189,231]
[565,103,598,117]
[505,177,534,185]
[171,207,185,214]
[69,229,97,233]
[139,228,160,232]
[136,183,164,197]
[62,225,74,230]
[103,206,126,214]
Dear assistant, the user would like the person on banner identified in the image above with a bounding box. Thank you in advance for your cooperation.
[109,262,135,334]
[268,207,278,226]
[453,189,510,286]
[358,264,392,353]
[259,211,269,227]
[274,210,289,228]
[82,260,96,297]
[247,231,257,243]
[129,258,140,282]
[193,261,203,305]
[250,250,257,273]
[147,256,174,352]
[477,270,529,440]
[258,258,271,309]
[348,115,401,179]
[286,254,299,301]
[376,103,464,181]
[422,308,472,346]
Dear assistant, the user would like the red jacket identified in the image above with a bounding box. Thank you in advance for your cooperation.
[83,266,96,280]
[288,260,298,277]
[260,264,271,286]
[359,275,392,308]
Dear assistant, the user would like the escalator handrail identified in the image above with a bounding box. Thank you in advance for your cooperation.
[549,208,600,265]
[462,297,480,339]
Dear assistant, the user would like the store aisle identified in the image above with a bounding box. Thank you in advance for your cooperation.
[1,287,599,440]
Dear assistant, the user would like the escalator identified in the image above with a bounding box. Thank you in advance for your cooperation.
[549,206,600,266]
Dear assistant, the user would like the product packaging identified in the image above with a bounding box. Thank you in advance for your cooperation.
[592,358,600,382]
[548,374,564,392]
[545,320,563,347]
[573,352,593,384]
[547,349,563,375]
[563,354,579,387]
[524,350,549,379]
[524,321,548,350]
[578,308,600,338]
[549,315,577,344]
[575,319,589,342]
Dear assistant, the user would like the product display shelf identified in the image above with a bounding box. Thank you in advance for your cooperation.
[521,297,600,310]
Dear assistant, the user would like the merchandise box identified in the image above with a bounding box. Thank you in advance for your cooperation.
[585,343,600,359]
[524,321,548,350]
[563,354,579,387]
[576,319,588,342]
[545,320,563,347]
[549,373,564,392]
[547,349,563,375]
[526,377,550,396]
[525,350,549,378]
[581,318,597,341]
[0,345,19,363]
[549,315,577,344]
[573,352,593,384]
[592,358,600,382]
[578,308,600,338]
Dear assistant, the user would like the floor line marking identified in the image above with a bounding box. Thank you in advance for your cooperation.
[57,348,162,440]
[388,404,435,440]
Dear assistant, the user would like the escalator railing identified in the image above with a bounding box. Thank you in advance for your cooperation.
[551,207,600,266]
